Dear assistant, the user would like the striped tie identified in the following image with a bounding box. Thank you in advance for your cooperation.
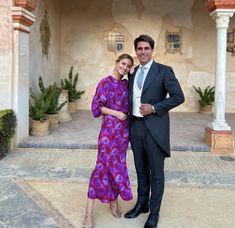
[137,67,145,90]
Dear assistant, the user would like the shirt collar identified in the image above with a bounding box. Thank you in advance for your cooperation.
[140,60,153,70]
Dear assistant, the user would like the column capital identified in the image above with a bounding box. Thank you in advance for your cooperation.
[206,0,235,13]
[14,0,36,12]
[12,7,36,33]
[210,10,234,28]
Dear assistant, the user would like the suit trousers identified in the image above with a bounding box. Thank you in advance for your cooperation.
[130,117,165,214]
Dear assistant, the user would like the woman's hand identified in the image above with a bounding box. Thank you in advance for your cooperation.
[115,111,127,121]
[101,107,127,120]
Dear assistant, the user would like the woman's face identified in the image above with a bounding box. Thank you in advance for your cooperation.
[115,58,133,76]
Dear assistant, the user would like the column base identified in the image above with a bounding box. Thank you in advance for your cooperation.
[208,121,231,131]
[205,127,234,154]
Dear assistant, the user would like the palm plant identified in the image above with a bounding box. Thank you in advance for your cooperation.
[61,66,85,102]
[39,76,66,114]
[193,85,215,107]
[29,88,50,121]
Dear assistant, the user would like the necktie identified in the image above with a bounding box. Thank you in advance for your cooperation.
[137,67,145,90]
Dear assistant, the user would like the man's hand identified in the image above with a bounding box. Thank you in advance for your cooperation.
[140,103,154,116]
[130,65,137,74]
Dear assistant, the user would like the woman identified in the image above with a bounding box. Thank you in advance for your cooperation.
[83,54,134,228]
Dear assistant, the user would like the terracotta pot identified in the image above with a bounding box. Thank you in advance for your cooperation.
[31,119,49,136]
[46,113,59,129]
[199,104,212,114]
[69,101,77,113]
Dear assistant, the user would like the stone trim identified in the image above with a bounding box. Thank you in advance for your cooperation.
[17,142,210,152]
[16,179,76,228]
[14,0,36,12]
[12,7,35,33]
[206,0,235,13]
[12,23,30,33]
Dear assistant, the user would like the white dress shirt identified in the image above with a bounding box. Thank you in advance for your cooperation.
[132,60,153,117]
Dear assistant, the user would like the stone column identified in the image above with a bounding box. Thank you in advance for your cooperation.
[208,10,234,131]
[205,6,235,154]
[11,0,36,144]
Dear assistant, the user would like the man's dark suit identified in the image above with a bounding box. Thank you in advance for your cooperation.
[128,61,184,214]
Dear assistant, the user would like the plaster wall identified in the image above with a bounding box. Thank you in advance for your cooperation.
[29,0,61,94]
[59,0,235,112]
[0,0,13,109]
[12,31,30,143]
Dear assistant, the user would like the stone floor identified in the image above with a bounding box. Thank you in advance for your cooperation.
[0,149,235,227]
[19,110,235,151]
[1,111,235,227]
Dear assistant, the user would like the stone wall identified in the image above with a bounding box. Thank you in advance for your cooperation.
[58,0,235,112]
[0,0,13,108]
[29,0,61,93]
[35,0,235,112]
[1,0,235,112]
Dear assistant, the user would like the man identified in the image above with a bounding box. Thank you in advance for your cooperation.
[125,34,185,228]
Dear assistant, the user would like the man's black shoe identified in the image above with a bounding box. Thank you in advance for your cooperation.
[124,203,149,219]
[144,213,159,228]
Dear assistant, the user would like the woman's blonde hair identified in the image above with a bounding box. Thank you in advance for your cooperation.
[116,54,133,66]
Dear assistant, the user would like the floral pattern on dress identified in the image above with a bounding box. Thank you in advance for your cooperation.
[88,76,133,203]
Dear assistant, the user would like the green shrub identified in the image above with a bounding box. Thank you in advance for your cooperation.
[39,76,66,114]
[61,66,85,102]
[193,85,215,107]
[29,88,50,121]
[0,109,16,157]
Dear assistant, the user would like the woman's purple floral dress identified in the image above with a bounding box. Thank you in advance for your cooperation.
[88,75,133,203]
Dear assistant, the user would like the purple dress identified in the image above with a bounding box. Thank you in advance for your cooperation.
[88,76,133,203]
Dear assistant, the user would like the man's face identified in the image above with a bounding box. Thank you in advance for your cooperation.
[135,41,154,66]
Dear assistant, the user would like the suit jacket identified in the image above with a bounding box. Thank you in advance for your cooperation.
[128,61,185,157]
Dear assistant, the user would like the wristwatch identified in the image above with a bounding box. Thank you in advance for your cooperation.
[152,105,156,113]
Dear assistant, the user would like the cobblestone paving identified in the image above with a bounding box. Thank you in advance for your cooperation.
[2,149,235,187]
[0,149,235,227]
[0,178,59,228]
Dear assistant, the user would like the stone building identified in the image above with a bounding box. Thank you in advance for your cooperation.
[0,0,235,152]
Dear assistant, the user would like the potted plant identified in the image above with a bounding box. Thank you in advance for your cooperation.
[61,66,85,113]
[38,76,66,128]
[193,85,215,114]
[29,88,50,136]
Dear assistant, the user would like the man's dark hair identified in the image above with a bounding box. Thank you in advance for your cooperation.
[134,34,155,50]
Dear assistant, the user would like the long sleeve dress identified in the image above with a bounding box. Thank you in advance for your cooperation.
[87,75,133,203]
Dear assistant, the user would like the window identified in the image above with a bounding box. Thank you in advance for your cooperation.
[165,30,183,55]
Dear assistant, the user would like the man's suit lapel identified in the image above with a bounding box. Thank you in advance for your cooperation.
[142,61,159,94]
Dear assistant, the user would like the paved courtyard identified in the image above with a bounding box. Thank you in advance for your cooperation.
[0,148,235,227]
[0,111,235,227]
